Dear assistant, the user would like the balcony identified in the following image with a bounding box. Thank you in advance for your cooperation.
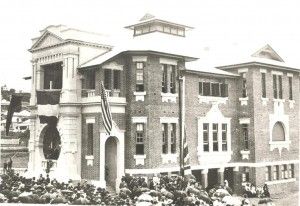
[81,89,126,105]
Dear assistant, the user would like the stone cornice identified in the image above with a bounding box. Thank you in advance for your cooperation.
[29,39,112,53]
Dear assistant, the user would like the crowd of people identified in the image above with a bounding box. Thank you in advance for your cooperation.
[0,169,273,205]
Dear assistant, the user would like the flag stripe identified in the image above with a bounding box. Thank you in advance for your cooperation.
[183,127,190,170]
[100,82,113,135]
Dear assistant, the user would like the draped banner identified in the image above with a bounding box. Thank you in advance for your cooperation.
[36,90,60,117]
[6,94,23,135]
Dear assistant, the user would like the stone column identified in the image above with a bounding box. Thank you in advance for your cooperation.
[99,132,108,188]
[61,54,78,103]
[201,169,208,188]
[233,166,242,194]
[53,115,81,181]
[36,64,44,90]
[218,167,225,185]
[30,60,37,105]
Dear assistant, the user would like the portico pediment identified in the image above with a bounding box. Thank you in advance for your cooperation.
[30,31,64,51]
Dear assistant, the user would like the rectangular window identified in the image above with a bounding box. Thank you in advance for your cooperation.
[86,69,95,89]
[87,123,93,155]
[278,75,283,99]
[203,82,211,96]
[222,124,227,151]
[113,70,121,90]
[170,65,176,94]
[136,62,144,92]
[261,72,266,98]
[289,164,294,178]
[288,77,293,100]
[162,65,168,93]
[203,123,209,152]
[104,69,111,90]
[242,124,249,150]
[273,165,279,180]
[162,123,168,154]
[265,166,271,181]
[281,164,289,179]
[136,123,144,155]
[199,82,203,95]
[212,123,218,151]
[212,83,220,96]
[273,75,278,99]
[241,73,247,97]
[170,123,176,154]
[220,83,228,97]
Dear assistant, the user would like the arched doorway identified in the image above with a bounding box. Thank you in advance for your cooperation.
[41,125,61,160]
[105,136,118,190]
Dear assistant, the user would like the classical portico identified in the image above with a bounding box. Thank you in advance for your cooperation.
[27,25,111,180]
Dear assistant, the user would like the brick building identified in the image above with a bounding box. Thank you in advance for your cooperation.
[27,14,299,194]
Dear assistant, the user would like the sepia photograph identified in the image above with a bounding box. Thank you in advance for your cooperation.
[0,0,299,205]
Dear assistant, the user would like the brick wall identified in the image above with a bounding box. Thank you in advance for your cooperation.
[125,54,182,170]
[184,72,240,165]
[81,113,125,180]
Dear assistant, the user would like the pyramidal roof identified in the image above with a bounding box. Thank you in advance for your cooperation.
[125,13,194,30]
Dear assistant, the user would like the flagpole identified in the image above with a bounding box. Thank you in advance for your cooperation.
[178,66,184,177]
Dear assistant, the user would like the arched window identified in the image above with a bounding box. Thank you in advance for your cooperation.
[272,122,285,141]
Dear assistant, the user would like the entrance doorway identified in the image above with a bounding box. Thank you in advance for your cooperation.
[224,167,234,188]
[207,169,218,189]
[105,136,118,190]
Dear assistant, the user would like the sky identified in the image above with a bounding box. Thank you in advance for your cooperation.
[0,0,299,92]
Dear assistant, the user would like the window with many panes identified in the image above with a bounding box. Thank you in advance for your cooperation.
[288,77,293,100]
[162,65,168,93]
[265,166,271,181]
[212,124,218,151]
[203,124,209,152]
[261,72,266,98]
[170,123,176,154]
[136,123,144,155]
[241,73,247,97]
[136,62,144,92]
[281,164,288,179]
[273,74,283,99]
[199,82,228,97]
[162,123,168,154]
[288,164,294,178]
[170,65,176,94]
[273,165,279,180]
[222,124,227,151]
[104,69,121,92]
[162,64,176,93]
[242,124,249,150]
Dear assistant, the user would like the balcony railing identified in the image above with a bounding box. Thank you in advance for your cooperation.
[81,89,96,98]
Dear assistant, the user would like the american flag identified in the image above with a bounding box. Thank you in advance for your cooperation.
[183,128,191,171]
[100,81,113,135]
